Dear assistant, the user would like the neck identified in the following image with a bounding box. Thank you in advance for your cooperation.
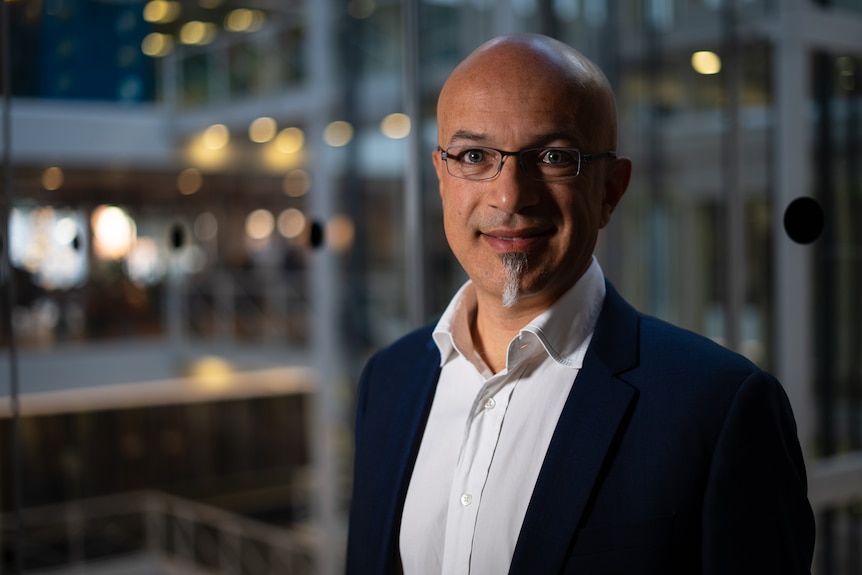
[471,293,548,374]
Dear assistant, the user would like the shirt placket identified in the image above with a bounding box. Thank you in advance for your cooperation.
[441,372,517,574]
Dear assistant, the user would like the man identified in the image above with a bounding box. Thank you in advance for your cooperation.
[347,33,814,574]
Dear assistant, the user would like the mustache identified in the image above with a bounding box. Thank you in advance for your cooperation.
[473,213,550,230]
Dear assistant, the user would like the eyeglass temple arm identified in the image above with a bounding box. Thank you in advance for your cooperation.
[582,151,617,162]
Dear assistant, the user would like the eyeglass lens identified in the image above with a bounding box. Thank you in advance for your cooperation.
[444,146,581,181]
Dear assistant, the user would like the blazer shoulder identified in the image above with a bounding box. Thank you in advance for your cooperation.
[597,282,758,381]
[368,322,439,366]
[357,322,440,402]
[638,312,760,376]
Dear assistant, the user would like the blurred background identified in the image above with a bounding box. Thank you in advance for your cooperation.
[0,0,860,573]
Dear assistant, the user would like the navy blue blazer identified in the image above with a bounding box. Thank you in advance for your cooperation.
[347,283,815,574]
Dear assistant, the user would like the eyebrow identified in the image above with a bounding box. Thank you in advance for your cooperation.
[446,129,586,149]
[448,130,492,145]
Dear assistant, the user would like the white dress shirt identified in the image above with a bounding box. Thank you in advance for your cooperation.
[399,258,606,575]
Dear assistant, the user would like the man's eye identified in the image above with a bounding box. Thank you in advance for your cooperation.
[539,149,576,166]
[461,149,486,164]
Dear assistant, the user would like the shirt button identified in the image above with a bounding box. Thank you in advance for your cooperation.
[484,397,496,410]
[460,493,473,506]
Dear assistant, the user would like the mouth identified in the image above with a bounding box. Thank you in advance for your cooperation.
[481,227,551,252]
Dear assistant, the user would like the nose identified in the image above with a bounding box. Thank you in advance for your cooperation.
[487,154,540,214]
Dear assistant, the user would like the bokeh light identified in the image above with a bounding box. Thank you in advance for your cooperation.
[177,167,203,195]
[323,121,354,147]
[194,211,218,242]
[42,166,64,191]
[180,21,217,45]
[326,214,355,252]
[282,169,310,197]
[278,208,307,239]
[142,33,174,57]
[275,127,305,154]
[125,236,166,286]
[143,0,180,23]
[92,205,136,261]
[692,51,722,75]
[53,217,78,246]
[189,356,234,390]
[10,206,88,290]
[202,124,230,150]
[245,209,275,240]
[380,113,411,139]
[225,8,265,32]
[249,117,277,143]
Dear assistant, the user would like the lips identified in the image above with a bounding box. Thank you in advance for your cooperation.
[481,227,550,252]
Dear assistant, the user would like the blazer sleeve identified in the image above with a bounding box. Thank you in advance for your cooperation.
[701,370,815,574]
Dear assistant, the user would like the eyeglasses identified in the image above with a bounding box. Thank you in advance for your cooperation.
[437,145,616,182]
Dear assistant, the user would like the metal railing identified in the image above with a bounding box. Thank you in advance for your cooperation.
[2,490,318,575]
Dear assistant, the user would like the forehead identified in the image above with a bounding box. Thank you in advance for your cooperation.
[437,74,587,147]
[436,44,600,146]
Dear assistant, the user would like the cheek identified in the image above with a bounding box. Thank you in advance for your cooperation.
[441,190,473,232]
[441,198,469,252]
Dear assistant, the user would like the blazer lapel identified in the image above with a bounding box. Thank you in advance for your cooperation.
[509,283,640,574]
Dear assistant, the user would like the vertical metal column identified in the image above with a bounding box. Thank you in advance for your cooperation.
[402,0,425,327]
[772,0,814,455]
[645,18,669,320]
[307,1,340,573]
[722,0,744,353]
[0,0,23,571]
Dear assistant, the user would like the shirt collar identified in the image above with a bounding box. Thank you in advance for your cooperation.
[432,257,606,369]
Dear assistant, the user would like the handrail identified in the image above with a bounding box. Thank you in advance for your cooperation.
[1,489,319,574]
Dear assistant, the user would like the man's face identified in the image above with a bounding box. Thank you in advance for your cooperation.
[433,63,618,311]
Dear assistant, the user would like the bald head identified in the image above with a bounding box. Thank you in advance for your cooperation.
[437,34,618,151]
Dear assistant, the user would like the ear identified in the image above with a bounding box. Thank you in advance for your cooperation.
[599,156,632,227]
[431,148,446,176]
[432,147,447,196]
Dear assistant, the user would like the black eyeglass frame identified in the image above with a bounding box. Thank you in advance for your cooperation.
[437,145,617,182]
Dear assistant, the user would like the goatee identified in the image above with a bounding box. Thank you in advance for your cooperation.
[501,252,528,308]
